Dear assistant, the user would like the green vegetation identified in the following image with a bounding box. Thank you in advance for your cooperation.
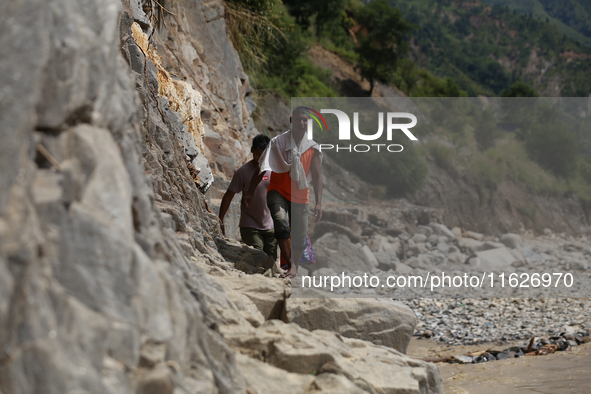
[423,101,591,203]
[354,0,413,95]
[225,0,338,98]
[423,141,457,172]
[483,0,591,47]
[228,0,470,99]
[225,0,591,200]
[389,0,591,96]
[501,81,538,97]
[225,0,286,69]
[518,205,538,220]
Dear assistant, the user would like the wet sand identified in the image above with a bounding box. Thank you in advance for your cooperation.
[408,338,591,393]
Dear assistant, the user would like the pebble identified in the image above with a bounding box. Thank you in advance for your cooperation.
[409,297,591,346]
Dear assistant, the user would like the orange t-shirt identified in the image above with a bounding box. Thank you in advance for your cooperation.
[267,148,315,204]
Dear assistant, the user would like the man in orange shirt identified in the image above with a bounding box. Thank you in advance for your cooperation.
[244,107,323,277]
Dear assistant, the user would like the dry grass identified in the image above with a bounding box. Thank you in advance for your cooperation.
[224,2,285,69]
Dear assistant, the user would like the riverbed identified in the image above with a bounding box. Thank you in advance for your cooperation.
[408,338,591,393]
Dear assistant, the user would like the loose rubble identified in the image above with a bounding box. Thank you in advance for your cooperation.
[307,207,591,367]
[306,211,591,299]
[409,297,591,345]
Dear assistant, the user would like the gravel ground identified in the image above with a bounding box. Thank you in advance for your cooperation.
[407,297,591,345]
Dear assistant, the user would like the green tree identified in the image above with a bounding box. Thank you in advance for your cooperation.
[502,81,538,97]
[354,0,414,95]
[315,0,347,37]
[282,0,315,30]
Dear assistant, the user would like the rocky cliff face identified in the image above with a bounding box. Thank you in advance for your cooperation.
[0,0,442,393]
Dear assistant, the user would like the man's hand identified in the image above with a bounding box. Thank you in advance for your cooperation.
[220,222,226,236]
[314,203,322,223]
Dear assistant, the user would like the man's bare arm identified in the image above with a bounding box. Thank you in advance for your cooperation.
[311,149,323,223]
[218,190,236,235]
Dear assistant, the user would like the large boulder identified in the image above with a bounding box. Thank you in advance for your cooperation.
[236,354,367,394]
[473,248,518,271]
[223,320,443,394]
[216,273,288,321]
[215,237,276,274]
[312,221,361,243]
[285,298,416,354]
[313,232,378,272]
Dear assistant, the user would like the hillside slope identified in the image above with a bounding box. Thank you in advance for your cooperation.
[390,0,591,96]
[483,0,591,46]
[301,45,590,235]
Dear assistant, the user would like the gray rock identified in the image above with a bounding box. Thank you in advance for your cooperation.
[375,251,397,271]
[225,320,443,394]
[0,0,448,392]
[452,355,473,364]
[0,0,252,392]
[511,260,526,268]
[474,248,518,271]
[437,242,450,254]
[458,237,484,255]
[214,274,286,321]
[313,221,361,243]
[314,267,339,277]
[501,233,523,249]
[427,234,441,245]
[429,222,456,240]
[244,96,257,115]
[129,0,151,28]
[446,251,467,265]
[394,261,415,274]
[418,224,434,236]
[568,260,589,271]
[286,298,417,353]
[313,232,378,272]
[410,243,428,255]
[481,241,506,251]
[522,246,543,262]
[406,255,435,270]
[412,233,428,243]
[462,231,484,241]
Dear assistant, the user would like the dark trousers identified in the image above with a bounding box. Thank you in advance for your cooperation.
[240,227,277,259]
[266,190,308,251]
